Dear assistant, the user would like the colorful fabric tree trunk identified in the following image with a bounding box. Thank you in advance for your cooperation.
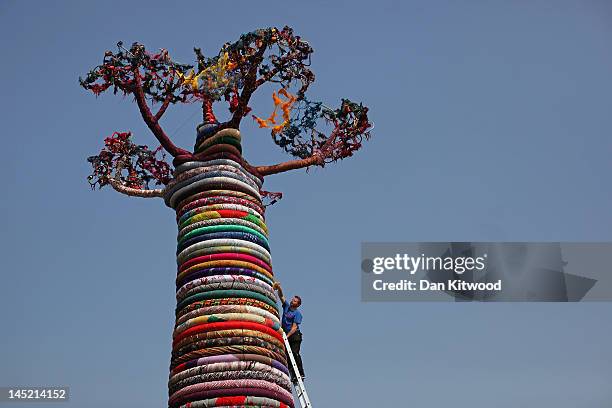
[163,124,293,408]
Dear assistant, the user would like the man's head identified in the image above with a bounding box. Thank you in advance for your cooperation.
[290,295,302,309]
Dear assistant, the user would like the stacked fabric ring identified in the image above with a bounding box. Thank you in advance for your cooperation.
[164,124,293,408]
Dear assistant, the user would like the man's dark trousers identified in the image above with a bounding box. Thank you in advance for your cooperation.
[286,331,305,380]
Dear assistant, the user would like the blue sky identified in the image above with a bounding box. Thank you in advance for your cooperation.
[1,1,611,407]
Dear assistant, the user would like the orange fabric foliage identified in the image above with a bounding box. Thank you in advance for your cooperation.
[252,88,297,134]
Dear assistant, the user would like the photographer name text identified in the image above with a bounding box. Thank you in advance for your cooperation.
[373,279,502,292]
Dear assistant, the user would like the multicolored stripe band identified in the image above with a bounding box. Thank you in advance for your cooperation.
[164,125,293,408]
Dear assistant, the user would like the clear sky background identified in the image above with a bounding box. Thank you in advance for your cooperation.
[1,1,611,407]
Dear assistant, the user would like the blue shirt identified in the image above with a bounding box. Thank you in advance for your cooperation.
[282,300,303,333]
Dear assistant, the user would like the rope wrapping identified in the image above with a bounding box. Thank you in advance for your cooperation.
[164,125,293,408]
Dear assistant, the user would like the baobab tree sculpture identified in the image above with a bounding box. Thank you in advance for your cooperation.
[80,26,372,408]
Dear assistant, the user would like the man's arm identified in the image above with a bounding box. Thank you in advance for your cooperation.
[273,282,286,304]
[287,322,298,338]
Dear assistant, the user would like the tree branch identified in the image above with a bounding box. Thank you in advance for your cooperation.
[132,71,191,157]
[108,159,165,198]
[230,45,268,127]
[255,66,280,88]
[203,97,217,124]
[255,154,323,176]
[108,179,164,198]
[239,156,263,180]
[318,124,339,155]
[254,49,301,88]
[154,91,173,121]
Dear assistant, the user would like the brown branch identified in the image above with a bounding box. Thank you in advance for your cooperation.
[132,71,191,157]
[239,156,263,180]
[154,91,172,121]
[318,125,340,156]
[255,66,281,88]
[154,73,178,121]
[254,124,344,177]
[230,45,268,127]
[255,154,323,176]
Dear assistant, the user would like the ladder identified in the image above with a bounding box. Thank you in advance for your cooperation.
[282,330,313,408]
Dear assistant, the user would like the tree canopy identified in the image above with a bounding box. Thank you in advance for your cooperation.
[80,26,372,195]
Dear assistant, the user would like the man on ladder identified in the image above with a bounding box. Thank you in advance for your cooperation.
[273,282,305,384]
